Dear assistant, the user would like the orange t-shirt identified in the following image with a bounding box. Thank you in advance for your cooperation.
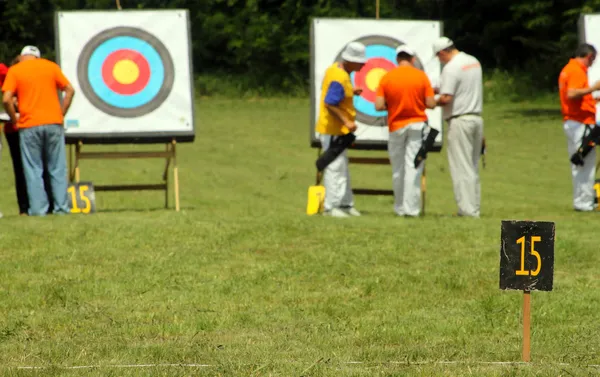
[1,58,70,129]
[376,65,434,132]
[559,59,596,124]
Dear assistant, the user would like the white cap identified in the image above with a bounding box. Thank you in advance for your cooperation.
[395,45,415,56]
[432,37,454,54]
[341,42,367,64]
[21,45,41,58]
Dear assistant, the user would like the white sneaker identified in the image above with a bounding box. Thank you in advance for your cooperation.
[342,207,361,216]
[324,208,350,218]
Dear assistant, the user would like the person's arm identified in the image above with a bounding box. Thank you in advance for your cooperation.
[374,78,387,111]
[2,91,18,124]
[374,96,386,111]
[324,81,356,131]
[423,75,436,109]
[436,94,453,106]
[567,81,600,99]
[2,71,18,124]
[61,84,75,115]
[55,65,75,116]
[426,96,437,109]
[436,69,457,107]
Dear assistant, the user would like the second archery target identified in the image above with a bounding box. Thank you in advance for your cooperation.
[334,35,425,125]
[311,18,442,150]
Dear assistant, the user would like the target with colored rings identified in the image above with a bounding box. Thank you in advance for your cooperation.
[77,27,175,118]
[335,35,424,125]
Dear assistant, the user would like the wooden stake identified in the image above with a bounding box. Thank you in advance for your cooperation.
[164,143,171,209]
[522,290,531,362]
[69,145,73,181]
[376,0,380,19]
[421,164,426,216]
[75,141,82,183]
[172,139,180,212]
[116,0,122,10]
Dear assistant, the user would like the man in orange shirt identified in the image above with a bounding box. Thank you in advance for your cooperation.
[375,45,436,216]
[559,43,600,212]
[2,46,75,216]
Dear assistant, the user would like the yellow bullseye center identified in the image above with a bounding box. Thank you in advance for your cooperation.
[365,68,387,91]
[113,60,139,85]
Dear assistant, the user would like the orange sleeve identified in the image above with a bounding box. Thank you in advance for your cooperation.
[54,64,70,90]
[567,69,587,90]
[1,70,17,93]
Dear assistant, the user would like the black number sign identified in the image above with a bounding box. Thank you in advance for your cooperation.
[68,181,96,214]
[500,221,555,291]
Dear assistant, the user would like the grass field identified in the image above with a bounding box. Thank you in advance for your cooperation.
[1,97,600,376]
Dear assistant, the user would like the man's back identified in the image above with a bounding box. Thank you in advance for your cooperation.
[440,52,483,119]
[3,58,70,128]
[378,65,433,132]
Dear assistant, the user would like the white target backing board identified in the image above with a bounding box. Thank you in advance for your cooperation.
[579,14,600,123]
[55,10,195,144]
[310,18,443,150]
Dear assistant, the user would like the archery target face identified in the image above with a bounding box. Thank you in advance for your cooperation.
[77,27,175,118]
[334,35,425,124]
[311,18,443,150]
[56,10,194,141]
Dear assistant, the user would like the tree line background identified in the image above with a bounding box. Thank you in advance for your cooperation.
[1,0,600,97]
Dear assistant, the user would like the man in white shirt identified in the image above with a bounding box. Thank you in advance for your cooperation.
[434,37,484,218]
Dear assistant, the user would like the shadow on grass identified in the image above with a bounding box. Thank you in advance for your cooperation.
[97,206,196,214]
[504,108,561,118]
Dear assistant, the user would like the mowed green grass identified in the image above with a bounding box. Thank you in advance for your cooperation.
[1,97,600,376]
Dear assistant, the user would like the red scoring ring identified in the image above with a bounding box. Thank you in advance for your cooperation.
[353,57,396,103]
[101,49,151,95]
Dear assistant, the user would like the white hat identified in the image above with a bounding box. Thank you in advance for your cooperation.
[395,45,415,56]
[341,42,367,64]
[21,45,41,58]
[432,37,454,54]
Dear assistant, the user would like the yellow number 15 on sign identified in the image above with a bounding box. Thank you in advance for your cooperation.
[515,236,541,276]
[67,182,96,214]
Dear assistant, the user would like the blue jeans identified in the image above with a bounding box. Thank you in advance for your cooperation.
[19,125,69,216]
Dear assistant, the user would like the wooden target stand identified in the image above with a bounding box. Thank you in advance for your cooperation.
[68,140,180,212]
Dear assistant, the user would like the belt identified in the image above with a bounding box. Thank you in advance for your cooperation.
[446,112,481,121]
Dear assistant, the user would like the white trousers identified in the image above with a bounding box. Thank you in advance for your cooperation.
[564,120,596,211]
[388,122,425,216]
[319,134,354,211]
[447,115,484,217]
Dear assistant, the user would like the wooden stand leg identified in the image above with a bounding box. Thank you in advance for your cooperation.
[522,290,531,362]
[421,163,427,216]
[172,139,180,212]
[75,141,82,183]
[69,145,73,181]
[164,143,171,209]
[315,147,322,185]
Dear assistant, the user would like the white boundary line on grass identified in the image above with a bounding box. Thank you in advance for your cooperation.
[10,361,600,370]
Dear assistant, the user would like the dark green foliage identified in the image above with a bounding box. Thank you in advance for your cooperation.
[0,0,599,94]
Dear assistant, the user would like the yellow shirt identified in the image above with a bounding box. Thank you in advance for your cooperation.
[316,63,356,136]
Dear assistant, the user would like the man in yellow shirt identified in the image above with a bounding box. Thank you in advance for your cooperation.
[316,42,366,218]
